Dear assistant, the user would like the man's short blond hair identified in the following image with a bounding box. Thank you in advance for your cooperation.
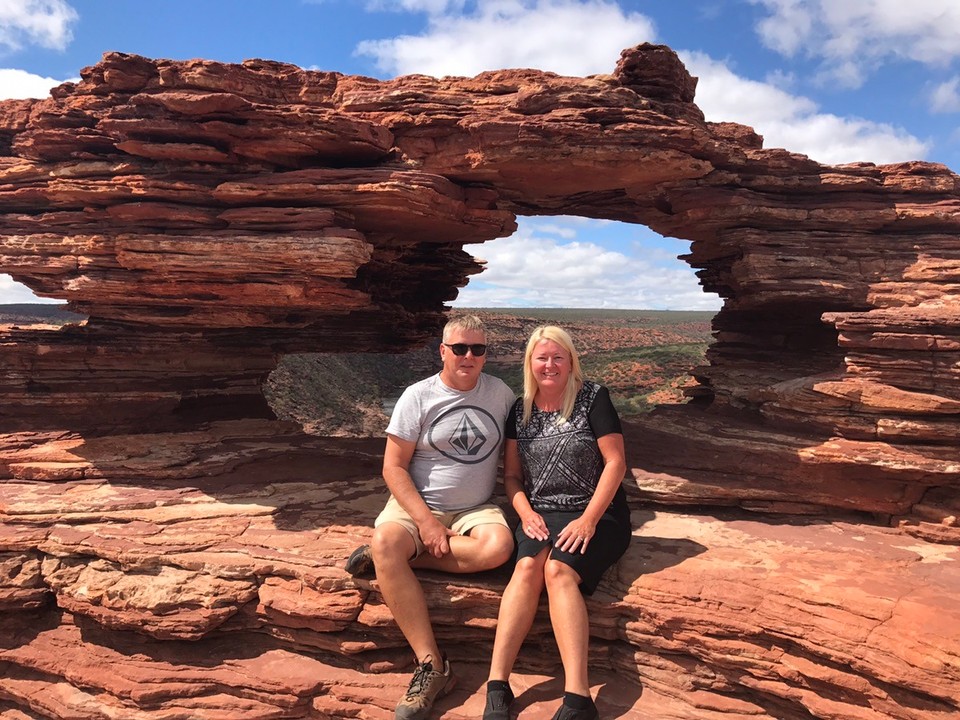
[442,314,486,342]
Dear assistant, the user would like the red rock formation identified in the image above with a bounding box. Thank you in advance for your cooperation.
[1,45,958,719]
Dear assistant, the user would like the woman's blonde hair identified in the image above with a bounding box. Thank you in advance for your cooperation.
[521,325,583,426]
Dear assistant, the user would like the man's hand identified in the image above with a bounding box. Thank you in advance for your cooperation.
[418,515,457,558]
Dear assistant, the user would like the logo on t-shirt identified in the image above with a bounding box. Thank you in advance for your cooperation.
[427,406,502,464]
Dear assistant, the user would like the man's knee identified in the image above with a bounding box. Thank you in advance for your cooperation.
[371,523,417,567]
[470,524,514,569]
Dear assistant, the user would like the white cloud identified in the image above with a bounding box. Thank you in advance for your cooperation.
[0,274,57,304]
[0,67,63,99]
[356,0,656,77]
[752,0,814,57]
[931,76,960,113]
[453,219,721,311]
[682,51,930,165]
[365,0,467,13]
[751,0,960,87]
[0,0,78,52]
[525,221,577,239]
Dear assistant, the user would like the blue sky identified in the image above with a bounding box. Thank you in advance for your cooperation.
[2,0,959,310]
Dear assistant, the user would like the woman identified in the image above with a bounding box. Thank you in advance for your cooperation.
[484,326,632,720]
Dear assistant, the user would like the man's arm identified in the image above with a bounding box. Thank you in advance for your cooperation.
[382,434,455,558]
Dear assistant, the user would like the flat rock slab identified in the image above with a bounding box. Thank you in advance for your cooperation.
[1,423,958,719]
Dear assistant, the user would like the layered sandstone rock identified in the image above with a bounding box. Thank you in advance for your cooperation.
[2,425,957,719]
[1,45,958,718]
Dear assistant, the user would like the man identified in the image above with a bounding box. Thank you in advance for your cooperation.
[346,314,516,720]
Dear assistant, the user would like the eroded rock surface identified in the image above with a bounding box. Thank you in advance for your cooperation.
[1,424,957,719]
[1,44,959,718]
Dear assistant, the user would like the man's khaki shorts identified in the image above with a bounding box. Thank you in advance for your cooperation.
[375,495,509,558]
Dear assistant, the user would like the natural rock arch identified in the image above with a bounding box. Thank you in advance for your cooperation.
[0,45,958,719]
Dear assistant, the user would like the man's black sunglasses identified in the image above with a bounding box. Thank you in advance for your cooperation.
[443,343,487,356]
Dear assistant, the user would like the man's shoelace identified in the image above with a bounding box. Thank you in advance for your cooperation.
[404,664,433,698]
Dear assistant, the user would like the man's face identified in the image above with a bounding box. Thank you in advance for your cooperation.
[439,328,487,390]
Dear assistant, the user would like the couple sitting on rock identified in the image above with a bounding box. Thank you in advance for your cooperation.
[346,314,632,720]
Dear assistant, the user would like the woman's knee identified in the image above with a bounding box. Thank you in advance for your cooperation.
[544,558,581,589]
[512,555,546,582]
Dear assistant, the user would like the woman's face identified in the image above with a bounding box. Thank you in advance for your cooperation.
[530,338,571,393]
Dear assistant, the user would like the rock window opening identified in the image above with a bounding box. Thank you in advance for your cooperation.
[266,218,723,436]
[0,275,88,327]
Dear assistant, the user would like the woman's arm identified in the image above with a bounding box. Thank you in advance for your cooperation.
[555,432,626,553]
[580,432,626,525]
[503,438,549,541]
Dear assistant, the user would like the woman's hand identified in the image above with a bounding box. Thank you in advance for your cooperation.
[519,512,549,541]
[556,516,597,554]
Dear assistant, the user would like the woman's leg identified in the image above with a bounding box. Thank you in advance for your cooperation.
[544,558,590,695]
[487,548,549,681]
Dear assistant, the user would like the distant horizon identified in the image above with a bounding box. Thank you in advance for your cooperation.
[0,302,717,315]
[462,306,717,315]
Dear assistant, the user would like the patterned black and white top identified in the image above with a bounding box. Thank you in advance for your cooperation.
[506,381,622,512]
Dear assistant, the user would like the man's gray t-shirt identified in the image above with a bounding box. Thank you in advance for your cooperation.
[386,372,516,512]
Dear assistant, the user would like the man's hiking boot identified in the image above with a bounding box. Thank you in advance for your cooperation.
[483,681,515,720]
[395,655,455,720]
[345,544,374,578]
